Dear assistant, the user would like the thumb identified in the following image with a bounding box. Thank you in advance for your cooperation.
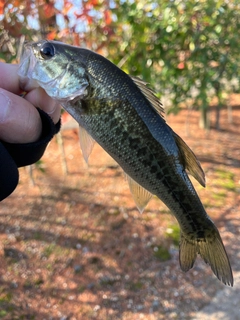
[0,89,42,144]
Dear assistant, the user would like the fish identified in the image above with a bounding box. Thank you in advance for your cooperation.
[18,40,233,286]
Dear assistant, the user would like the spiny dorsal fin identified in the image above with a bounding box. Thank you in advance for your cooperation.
[126,174,152,213]
[173,132,206,187]
[131,76,165,119]
[79,125,95,164]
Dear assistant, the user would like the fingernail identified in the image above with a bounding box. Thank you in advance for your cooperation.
[0,90,11,123]
[47,101,61,124]
[47,100,59,115]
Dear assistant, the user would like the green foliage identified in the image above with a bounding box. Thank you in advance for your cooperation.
[215,168,236,191]
[42,243,56,258]
[34,160,45,173]
[0,310,8,318]
[165,224,180,246]
[0,292,13,303]
[152,244,171,261]
[127,280,144,291]
[1,0,239,128]
[0,292,13,318]
[110,0,240,128]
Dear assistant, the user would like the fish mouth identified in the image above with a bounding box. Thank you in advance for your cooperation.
[18,41,40,91]
[20,41,38,74]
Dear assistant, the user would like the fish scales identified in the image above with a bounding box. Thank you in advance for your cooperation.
[18,40,233,286]
[74,52,210,231]
[81,99,204,226]
[72,90,203,232]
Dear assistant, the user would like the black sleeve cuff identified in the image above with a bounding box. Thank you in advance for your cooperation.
[0,108,61,201]
[1,108,61,167]
[0,142,19,201]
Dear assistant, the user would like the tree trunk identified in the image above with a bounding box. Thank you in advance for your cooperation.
[215,105,221,130]
[199,107,210,130]
[228,104,232,124]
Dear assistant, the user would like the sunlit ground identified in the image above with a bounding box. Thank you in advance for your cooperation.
[0,99,240,319]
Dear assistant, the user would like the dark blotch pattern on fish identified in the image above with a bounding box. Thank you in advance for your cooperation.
[19,40,233,286]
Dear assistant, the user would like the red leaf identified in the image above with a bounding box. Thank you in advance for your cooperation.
[87,0,99,6]
[177,62,185,70]
[63,1,73,15]
[0,0,5,14]
[73,33,80,47]
[43,3,55,19]
[86,15,93,24]
[104,10,112,25]
[47,30,57,40]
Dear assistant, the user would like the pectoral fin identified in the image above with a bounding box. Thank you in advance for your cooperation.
[79,125,95,164]
[126,174,152,213]
[173,132,206,187]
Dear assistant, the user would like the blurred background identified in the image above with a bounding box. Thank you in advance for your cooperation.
[0,1,240,319]
[1,0,240,128]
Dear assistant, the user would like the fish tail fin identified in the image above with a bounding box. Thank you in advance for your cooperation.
[179,228,233,286]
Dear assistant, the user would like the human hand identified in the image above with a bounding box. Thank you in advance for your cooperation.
[0,62,61,144]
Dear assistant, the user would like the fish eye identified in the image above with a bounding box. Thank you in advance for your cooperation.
[40,43,55,60]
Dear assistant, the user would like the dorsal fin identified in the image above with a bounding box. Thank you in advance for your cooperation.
[79,125,95,164]
[131,76,165,119]
[126,174,152,213]
[173,132,206,187]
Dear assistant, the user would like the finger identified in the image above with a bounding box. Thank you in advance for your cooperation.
[24,87,61,124]
[0,88,42,144]
[0,63,22,95]
[0,63,61,123]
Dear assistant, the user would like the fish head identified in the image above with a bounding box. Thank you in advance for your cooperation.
[18,40,89,101]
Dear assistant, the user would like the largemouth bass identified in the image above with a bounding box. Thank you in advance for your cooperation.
[18,40,233,286]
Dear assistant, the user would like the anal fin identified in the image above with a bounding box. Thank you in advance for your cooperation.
[126,174,152,213]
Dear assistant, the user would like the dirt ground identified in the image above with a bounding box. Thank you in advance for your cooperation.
[0,95,240,320]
